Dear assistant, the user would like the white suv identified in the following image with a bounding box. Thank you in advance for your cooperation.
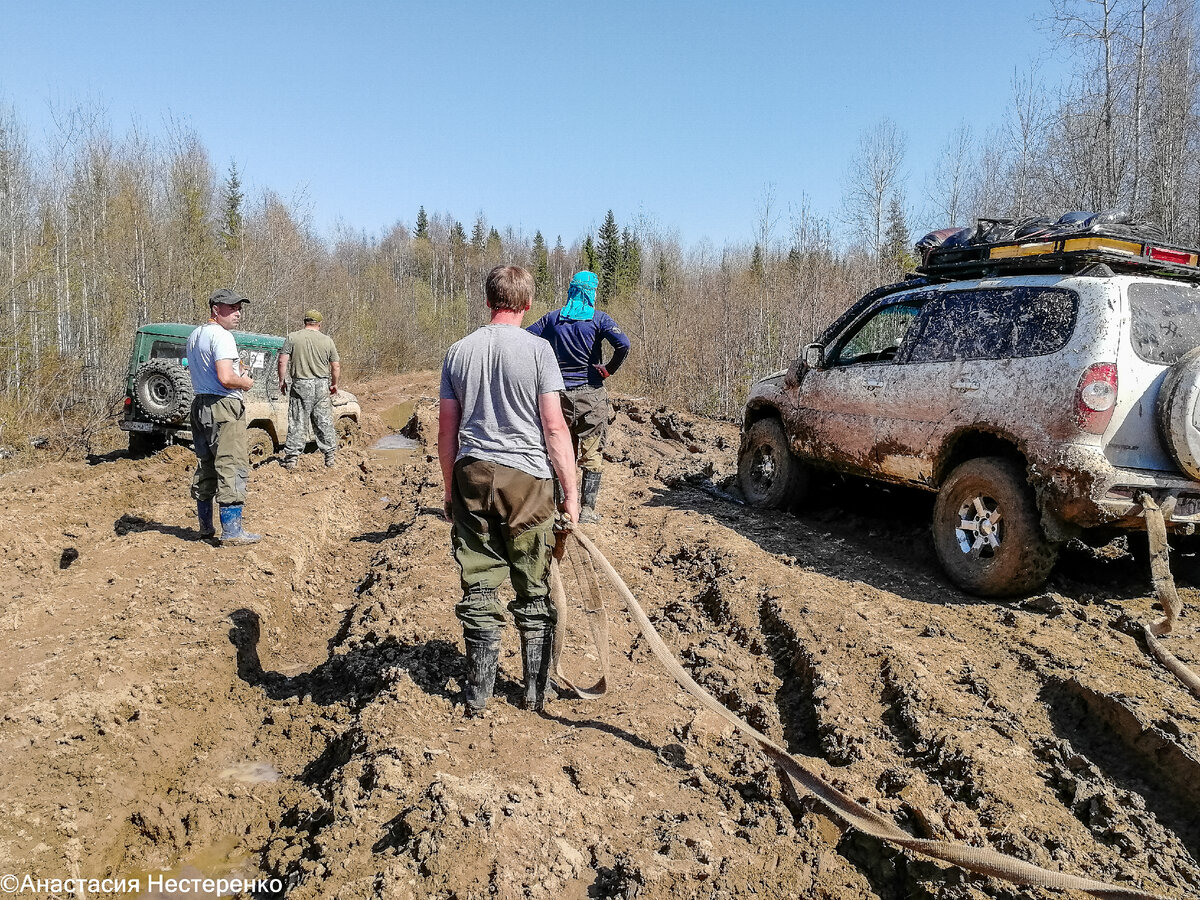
[739,228,1200,597]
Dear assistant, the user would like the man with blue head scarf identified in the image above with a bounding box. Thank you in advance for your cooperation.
[527,270,631,523]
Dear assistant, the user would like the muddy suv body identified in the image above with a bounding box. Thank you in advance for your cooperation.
[740,240,1200,597]
[120,323,362,458]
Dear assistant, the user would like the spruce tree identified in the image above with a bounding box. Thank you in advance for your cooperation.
[749,243,765,281]
[486,227,502,256]
[579,236,597,274]
[219,162,243,252]
[450,220,467,247]
[532,231,551,305]
[597,210,621,305]
[470,215,487,254]
[415,206,429,239]
[883,195,915,276]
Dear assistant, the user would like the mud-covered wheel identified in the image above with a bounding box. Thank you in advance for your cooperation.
[738,417,807,509]
[336,417,362,448]
[247,427,275,461]
[134,359,192,424]
[1156,346,1200,481]
[932,456,1059,597]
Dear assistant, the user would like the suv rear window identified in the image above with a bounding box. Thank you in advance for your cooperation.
[904,287,1078,363]
[1128,281,1200,365]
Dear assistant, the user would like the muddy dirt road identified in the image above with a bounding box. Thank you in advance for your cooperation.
[1,371,1197,900]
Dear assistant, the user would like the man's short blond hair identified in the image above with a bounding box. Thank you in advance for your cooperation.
[485,265,534,312]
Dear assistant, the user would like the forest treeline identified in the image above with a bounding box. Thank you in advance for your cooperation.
[2,0,1199,450]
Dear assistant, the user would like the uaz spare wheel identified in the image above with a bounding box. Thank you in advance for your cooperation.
[134,359,193,424]
[1157,346,1200,481]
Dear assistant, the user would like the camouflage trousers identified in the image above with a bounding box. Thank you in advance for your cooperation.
[283,377,336,463]
[450,457,556,636]
[560,385,609,475]
[190,394,249,506]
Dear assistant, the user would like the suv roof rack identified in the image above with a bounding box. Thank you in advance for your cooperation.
[917,232,1200,282]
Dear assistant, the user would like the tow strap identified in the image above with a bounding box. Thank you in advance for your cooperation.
[1140,495,1200,699]
[549,525,1174,900]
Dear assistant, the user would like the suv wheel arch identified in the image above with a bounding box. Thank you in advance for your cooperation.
[933,429,1074,542]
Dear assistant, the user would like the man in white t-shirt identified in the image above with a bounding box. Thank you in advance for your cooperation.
[185,288,260,544]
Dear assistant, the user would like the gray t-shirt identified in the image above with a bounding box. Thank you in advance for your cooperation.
[440,324,565,479]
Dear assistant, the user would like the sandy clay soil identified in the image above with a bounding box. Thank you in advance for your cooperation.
[1,370,1198,900]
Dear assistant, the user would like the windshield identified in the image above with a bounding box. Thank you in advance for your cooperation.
[1128,281,1200,364]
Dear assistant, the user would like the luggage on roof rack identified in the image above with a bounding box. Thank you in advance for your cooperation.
[914,212,1199,280]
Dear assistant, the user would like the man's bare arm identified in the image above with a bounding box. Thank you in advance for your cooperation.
[330,360,341,394]
[539,393,580,523]
[277,352,290,394]
[438,399,462,521]
[216,358,253,391]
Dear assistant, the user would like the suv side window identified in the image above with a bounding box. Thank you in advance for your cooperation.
[904,287,1078,363]
[150,340,185,361]
[834,301,924,366]
[1128,281,1200,365]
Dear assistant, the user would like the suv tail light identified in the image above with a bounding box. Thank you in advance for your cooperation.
[1074,363,1118,434]
[1147,246,1197,265]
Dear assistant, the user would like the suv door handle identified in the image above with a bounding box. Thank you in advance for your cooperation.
[952,380,979,392]
[864,379,885,390]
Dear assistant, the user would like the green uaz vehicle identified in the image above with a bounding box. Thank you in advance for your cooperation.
[120,323,362,457]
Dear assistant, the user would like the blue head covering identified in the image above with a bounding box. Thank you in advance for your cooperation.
[562,271,598,321]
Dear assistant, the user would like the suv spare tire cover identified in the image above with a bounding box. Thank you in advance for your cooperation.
[1156,346,1200,481]
[135,359,193,425]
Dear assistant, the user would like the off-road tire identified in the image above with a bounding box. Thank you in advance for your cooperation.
[738,417,808,509]
[247,427,275,462]
[1156,346,1200,481]
[336,416,362,448]
[933,456,1059,597]
[134,359,193,425]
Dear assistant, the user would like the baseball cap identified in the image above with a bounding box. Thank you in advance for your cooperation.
[208,288,251,307]
[303,309,323,323]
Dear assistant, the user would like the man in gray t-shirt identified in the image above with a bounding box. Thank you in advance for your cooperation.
[438,265,579,717]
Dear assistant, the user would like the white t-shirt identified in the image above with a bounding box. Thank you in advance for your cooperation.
[186,323,242,398]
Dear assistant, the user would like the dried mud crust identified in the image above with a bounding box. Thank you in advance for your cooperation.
[0,371,1196,900]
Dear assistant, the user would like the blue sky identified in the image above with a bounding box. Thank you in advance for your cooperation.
[1,0,1066,248]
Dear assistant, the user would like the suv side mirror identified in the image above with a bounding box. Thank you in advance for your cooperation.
[803,342,825,370]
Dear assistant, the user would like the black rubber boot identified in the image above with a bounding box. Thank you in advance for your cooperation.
[197,499,216,540]
[520,625,554,711]
[579,471,602,524]
[463,629,501,717]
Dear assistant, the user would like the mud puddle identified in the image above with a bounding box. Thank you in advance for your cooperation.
[370,402,422,465]
[120,836,271,899]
